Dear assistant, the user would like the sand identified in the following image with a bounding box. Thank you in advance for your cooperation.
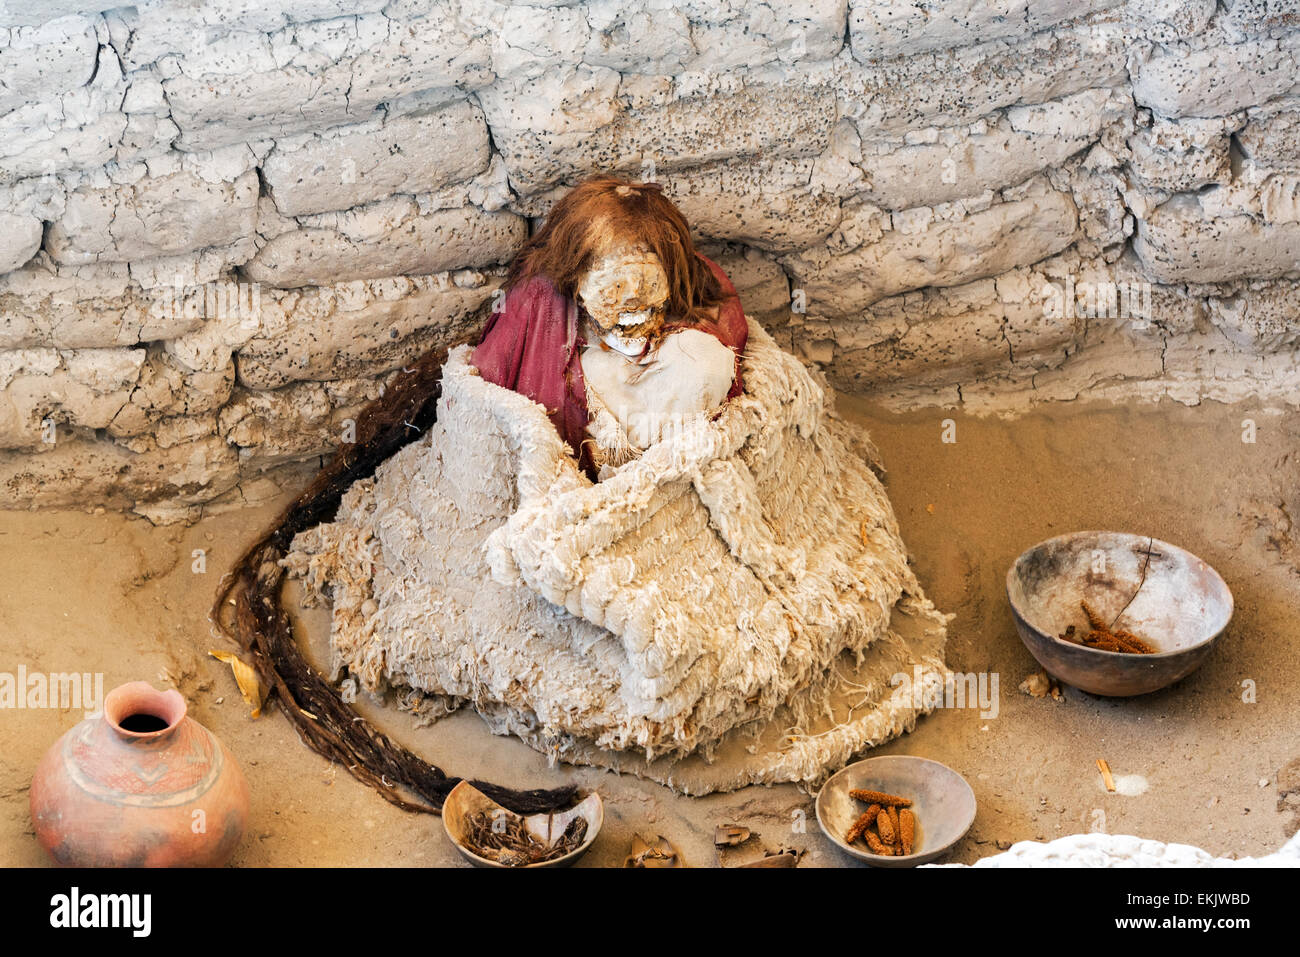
[2,396,1297,867]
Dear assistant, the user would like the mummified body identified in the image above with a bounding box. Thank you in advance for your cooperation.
[281,175,950,794]
[472,177,748,473]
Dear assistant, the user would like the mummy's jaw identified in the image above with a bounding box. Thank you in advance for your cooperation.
[600,329,649,357]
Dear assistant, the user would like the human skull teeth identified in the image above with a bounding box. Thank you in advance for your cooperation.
[601,330,648,357]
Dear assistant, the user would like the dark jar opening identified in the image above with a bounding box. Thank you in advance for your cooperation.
[104,683,187,739]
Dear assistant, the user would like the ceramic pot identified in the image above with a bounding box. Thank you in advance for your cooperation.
[30,681,249,867]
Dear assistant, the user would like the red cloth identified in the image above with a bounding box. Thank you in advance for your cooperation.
[472,254,748,463]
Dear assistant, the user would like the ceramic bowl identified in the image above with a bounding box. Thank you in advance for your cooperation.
[1007,531,1232,696]
[816,755,976,867]
[442,781,602,868]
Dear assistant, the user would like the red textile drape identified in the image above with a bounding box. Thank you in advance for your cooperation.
[472,254,748,464]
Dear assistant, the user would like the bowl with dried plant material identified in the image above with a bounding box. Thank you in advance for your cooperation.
[442,781,602,868]
[1007,531,1233,697]
[816,756,976,867]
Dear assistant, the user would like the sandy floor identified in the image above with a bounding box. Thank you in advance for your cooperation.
[3,396,1298,867]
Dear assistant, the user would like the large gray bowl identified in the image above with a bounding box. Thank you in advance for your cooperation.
[1006,531,1233,697]
[816,756,976,867]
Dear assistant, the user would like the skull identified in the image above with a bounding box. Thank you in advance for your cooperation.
[577,246,670,346]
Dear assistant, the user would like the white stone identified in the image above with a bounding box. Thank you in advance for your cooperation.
[1131,32,1300,118]
[45,162,260,265]
[480,70,836,197]
[263,101,491,217]
[1238,97,1300,170]
[783,179,1079,316]
[0,15,99,114]
[243,200,526,288]
[663,156,843,253]
[234,274,500,388]
[0,346,146,449]
[945,830,1300,868]
[0,49,128,182]
[857,89,1127,211]
[835,19,1132,136]
[1134,193,1300,283]
[848,0,1122,60]
[1208,281,1300,349]
[1127,115,1235,192]
[0,210,42,272]
[160,9,494,152]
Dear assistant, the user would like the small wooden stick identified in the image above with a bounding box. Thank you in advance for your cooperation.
[1097,758,1116,792]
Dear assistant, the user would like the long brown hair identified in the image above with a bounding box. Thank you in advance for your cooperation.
[211,338,577,816]
[508,175,725,325]
[208,178,727,817]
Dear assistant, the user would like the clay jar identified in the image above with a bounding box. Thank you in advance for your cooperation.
[30,681,249,867]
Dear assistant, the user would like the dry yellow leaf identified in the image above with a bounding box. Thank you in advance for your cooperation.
[209,649,264,718]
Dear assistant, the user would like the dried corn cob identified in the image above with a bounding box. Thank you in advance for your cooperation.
[862,829,890,855]
[1077,601,1157,655]
[1113,629,1156,654]
[844,807,878,845]
[899,808,915,855]
[1081,600,1108,631]
[1081,630,1122,652]
[849,788,912,807]
[876,808,896,845]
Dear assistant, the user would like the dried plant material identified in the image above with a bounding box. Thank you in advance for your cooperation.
[862,829,891,855]
[1097,758,1117,792]
[1082,601,1108,631]
[625,833,681,868]
[462,808,588,866]
[1065,601,1157,655]
[847,787,920,857]
[1084,633,1123,652]
[899,808,916,855]
[876,806,897,844]
[736,848,802,868]
[849,788,912,807]
[715,825,751,847]
[844,807,878,844]
[1113,629,1157,654]
[208,649,264,718]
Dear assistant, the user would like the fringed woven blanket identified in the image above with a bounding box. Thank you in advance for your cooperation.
[282,320,950,794]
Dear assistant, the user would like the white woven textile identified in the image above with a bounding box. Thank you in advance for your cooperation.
[283,320,950,793]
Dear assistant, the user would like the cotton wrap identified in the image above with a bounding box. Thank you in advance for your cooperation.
[282,319,951,793]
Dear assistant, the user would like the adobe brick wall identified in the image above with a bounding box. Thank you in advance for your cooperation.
[1,1,1297,519]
